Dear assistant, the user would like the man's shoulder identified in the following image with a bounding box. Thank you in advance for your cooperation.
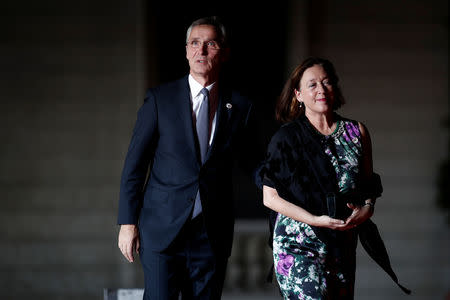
[144,76,189,101]
[153,76,188,91]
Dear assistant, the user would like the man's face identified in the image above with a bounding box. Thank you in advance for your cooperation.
[186,25,226,80]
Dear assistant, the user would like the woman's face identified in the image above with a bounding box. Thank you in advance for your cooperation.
[295,64,335,116]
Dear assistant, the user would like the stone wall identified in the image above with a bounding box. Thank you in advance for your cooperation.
[0,1,148,298]
[0,1,448,299]
[284,1,449,299]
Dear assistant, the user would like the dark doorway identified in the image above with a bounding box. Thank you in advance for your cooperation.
[146,2,288,218]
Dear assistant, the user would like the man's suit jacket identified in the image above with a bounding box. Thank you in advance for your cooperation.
[117,75,253,258]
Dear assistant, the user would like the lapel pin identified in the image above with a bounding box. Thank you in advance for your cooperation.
[225,103,232,109]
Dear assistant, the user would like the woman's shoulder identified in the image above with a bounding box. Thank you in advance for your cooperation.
[270,121,303,142]
[337,114,369,134]
[337,114,360,126]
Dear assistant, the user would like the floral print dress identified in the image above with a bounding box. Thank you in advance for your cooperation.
[273,119,363,300]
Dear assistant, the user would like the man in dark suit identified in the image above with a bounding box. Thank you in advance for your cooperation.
[117,16,256,299]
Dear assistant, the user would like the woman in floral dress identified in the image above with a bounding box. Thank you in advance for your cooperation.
[258,57,408,299]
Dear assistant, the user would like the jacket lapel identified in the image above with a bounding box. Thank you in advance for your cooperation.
[176,76,200,165]
[205,86,232,161]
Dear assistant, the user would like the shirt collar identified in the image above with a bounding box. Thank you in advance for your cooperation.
[188,74,216,99]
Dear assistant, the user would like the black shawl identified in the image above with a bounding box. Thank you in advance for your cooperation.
[256,115,410,294]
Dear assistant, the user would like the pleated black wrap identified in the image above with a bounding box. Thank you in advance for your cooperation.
[256,115,410,294]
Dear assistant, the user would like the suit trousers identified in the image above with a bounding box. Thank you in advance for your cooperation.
[140,214,228,300]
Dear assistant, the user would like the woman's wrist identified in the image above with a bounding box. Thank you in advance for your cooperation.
[309,214,328,227]
[307,214,319,227]
[363,201,375,215]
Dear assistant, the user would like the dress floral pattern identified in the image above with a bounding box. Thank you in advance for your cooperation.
[273,118,362,300]
[322,120,362,194]
[273,214,350,300]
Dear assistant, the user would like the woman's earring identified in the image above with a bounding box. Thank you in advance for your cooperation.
[299,101,304,108]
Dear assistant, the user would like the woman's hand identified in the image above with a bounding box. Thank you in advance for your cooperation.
[312,215,347,230]
[343,203,374,230]
[312,203,374,231]
[262,185,374,231]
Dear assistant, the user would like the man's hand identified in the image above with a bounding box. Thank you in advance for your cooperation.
[118,224,140,263]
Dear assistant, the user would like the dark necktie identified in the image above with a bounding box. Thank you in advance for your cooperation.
[192,87,209,218]
[196,88,210,163]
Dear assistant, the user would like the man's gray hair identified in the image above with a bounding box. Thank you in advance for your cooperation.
[186,16,228,47]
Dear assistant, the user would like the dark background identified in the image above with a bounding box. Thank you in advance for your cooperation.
[149,2,290,218]
[0,0,448,299]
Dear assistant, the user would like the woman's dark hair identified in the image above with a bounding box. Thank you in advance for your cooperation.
[275,57,345,123]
